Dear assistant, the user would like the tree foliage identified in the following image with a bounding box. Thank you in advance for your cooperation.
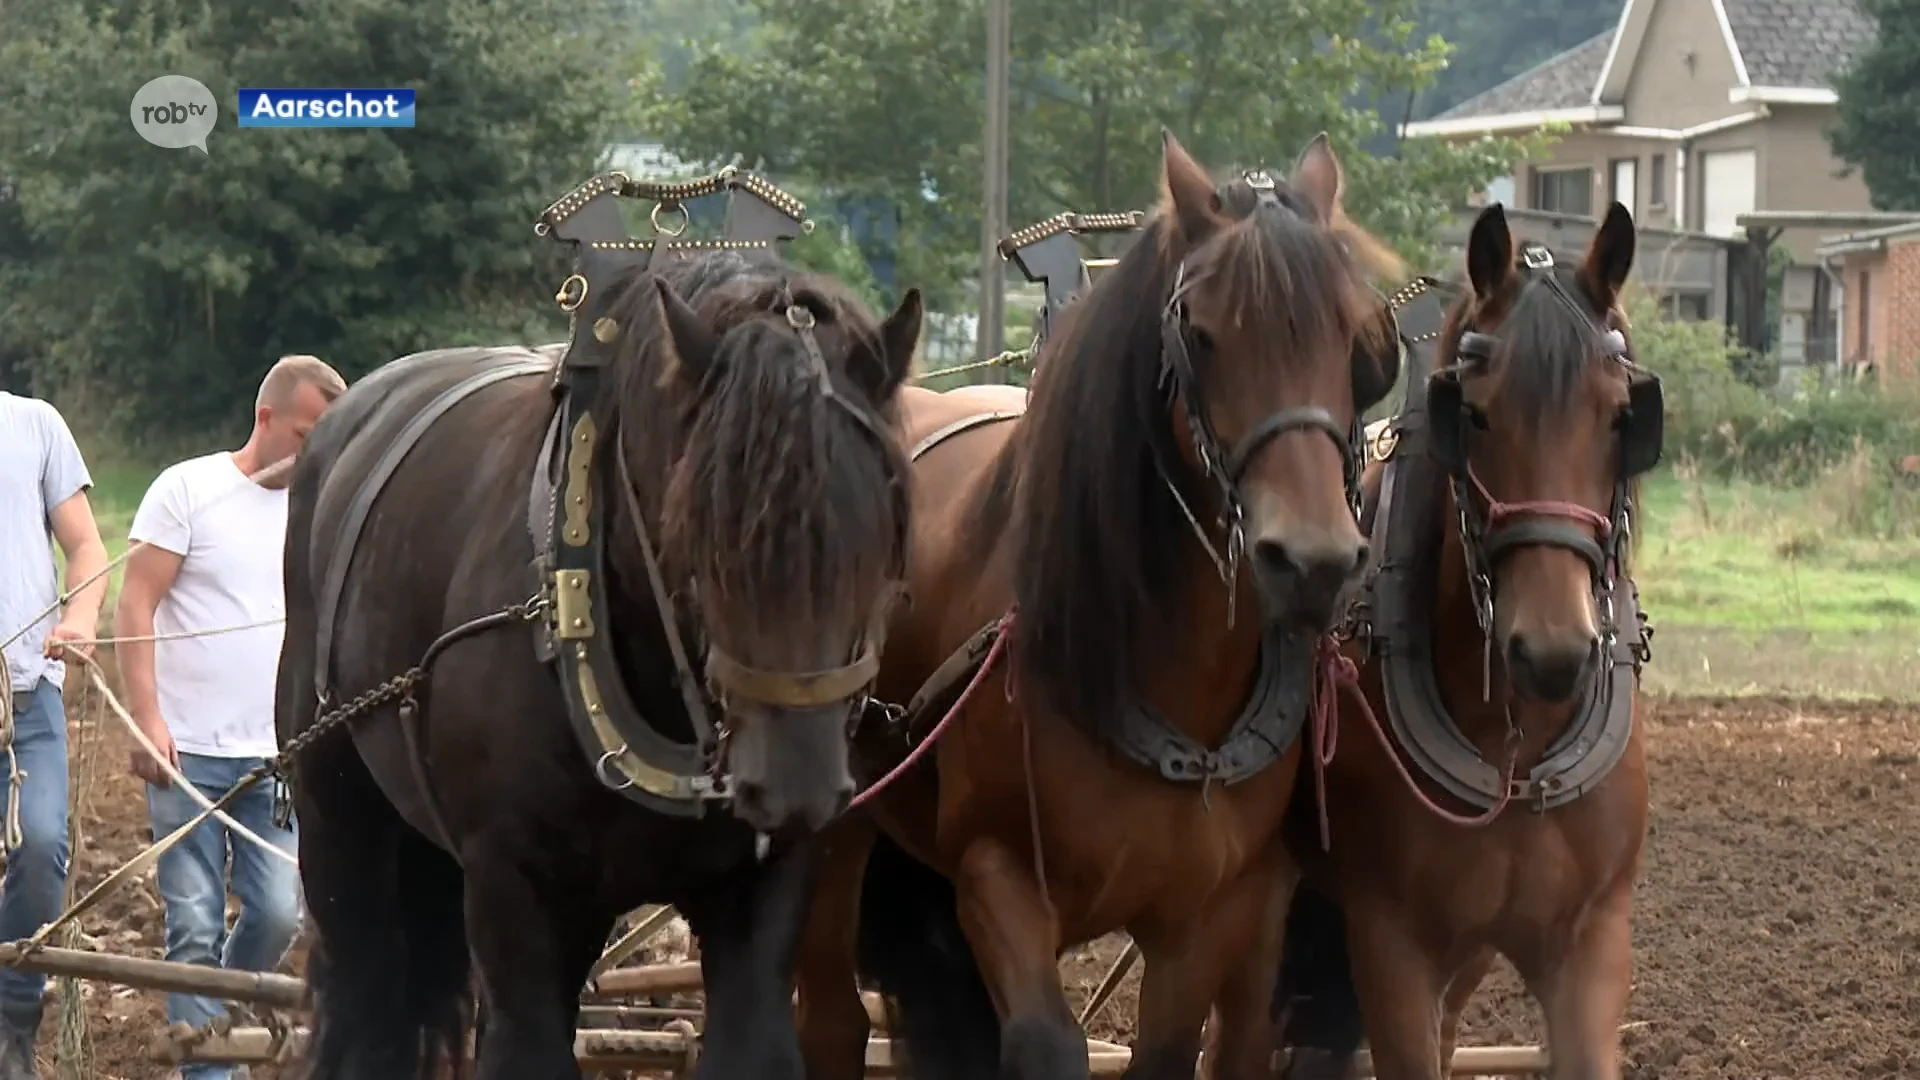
[0,0,638,442]
[638,0,1542,303]
[1830,0,1920,211]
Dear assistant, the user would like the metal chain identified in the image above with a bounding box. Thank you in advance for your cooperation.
[274,668,423,777]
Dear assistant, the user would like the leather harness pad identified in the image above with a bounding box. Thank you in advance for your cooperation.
[1361,286,1641,813]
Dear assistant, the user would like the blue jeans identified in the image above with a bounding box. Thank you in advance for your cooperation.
[146,752,302,1080]
[0,679,70,1013]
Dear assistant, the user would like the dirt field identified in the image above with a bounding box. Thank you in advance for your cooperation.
[37,689,1920,1079]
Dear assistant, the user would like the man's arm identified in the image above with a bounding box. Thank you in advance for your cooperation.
[45,492,109,656]
[116,470,191,785]
[113,544,184,725]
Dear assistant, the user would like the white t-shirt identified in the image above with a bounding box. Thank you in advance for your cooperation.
[128,452,288,759]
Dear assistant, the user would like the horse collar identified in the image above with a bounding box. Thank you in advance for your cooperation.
[1352,272,1653,814]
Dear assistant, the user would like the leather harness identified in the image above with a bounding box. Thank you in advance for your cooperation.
[308,166,901,826]
[1349,246,1658,812]
[894,175,1380,788]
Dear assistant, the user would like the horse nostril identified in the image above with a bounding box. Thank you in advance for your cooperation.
[1253,538,1367,583]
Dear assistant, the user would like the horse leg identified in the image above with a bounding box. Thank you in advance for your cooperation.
[1342,898,1445,1080]
[1437,948,1495,1072]
[1137,856,1292,1080]
[292,724,471,1080]
[954,840,1083,1080]
[1526,887,1633,1080]
[795,820,877,1080]
[684,840,822,1080]
[464,851,610,1080]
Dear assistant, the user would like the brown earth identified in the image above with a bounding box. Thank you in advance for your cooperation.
[36,688,1920,1079]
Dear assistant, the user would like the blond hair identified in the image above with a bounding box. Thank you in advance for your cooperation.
[257,354,348,410]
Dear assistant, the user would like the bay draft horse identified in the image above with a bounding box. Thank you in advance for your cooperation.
[1274,202,1662,1080]
[792,131,1404,1080]
[277,248,923,1080]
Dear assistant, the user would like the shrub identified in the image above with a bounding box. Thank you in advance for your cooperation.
[1624,290,1920,483]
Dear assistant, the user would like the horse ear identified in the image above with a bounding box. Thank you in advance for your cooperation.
[1582,201,1637,303]
[1467,203,1513,298]
[1290,132,1343,223]
[655,277,719,382]
[1158,128,1222,244]
[870,287,923,400]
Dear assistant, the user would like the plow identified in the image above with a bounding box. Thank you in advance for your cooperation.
[0,934,1554,1076]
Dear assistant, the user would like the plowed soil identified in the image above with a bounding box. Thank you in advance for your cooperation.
[41,685,1920,1079]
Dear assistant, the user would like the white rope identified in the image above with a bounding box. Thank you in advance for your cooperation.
[73,654,297,867]
[73,617,286,647]
[0,456,294,655]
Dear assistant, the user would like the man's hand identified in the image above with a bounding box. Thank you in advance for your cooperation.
[130,711,178,788]
[42,617,95,661]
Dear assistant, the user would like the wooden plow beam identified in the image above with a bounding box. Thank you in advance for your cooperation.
[0,944,1551,1075]
[175,1025,1549,1076]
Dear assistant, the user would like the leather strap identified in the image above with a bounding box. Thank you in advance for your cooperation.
[314,356,552,702]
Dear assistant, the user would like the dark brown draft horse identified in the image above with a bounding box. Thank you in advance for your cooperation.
[276,247,922,1080]
[792,131,1403,1080]
[1274,202,1660,1080]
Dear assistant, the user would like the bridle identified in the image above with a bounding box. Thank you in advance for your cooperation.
[1154,170,1373,622]
[1426,244,1665,697]
[612,291,909,786]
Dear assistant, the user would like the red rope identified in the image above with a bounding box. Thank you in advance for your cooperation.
[1309,637,1516,850]
[848,609,1016,811]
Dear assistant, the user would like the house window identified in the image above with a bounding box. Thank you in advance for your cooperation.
[1649,154,1668,208]
[1660,291,1710,321]
[1530,167,1594,216]
[1609,158,1638,215]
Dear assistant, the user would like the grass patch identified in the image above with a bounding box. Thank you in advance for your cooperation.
[1633,467,1920,634]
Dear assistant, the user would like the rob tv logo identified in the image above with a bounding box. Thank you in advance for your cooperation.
[129,75,220,154]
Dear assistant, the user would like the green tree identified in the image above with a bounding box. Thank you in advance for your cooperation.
[637,0,1540,300]
[0,0,638,443]
[1830,0,1919,210]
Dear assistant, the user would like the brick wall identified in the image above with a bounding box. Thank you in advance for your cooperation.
[1884,238,1920,390]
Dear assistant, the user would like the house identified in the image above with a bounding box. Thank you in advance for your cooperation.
[1814,223,1920,386]
[1402,0,1880,362]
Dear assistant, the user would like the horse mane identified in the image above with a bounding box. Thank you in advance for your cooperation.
[595,249,910,633]
[994,176,1386,725]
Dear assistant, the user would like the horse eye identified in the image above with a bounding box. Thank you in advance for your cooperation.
[1467,405,1489,431]
[1612,406,1632,430]
[1189,326,1215,353]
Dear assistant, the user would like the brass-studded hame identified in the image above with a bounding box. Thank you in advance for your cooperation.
[562,413,596,547]
[554,570,594,639]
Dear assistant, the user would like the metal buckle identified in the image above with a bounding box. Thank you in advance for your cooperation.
[1520,244,1555,270]
[1243,170,1276,191]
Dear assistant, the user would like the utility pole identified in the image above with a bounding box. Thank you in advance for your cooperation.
[976,0,1010,378]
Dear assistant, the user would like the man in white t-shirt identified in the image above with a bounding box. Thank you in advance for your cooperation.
[114,356,345,1079]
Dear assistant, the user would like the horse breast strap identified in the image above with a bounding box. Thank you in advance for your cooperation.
[526,167,809,816]
[1359,256,1655,813]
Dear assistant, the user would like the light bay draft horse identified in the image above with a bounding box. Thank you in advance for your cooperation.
[793,131,1405,1080]
[277,242,924,1080]
[1275,202,1662,1080]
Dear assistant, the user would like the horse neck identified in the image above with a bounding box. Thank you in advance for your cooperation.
[1428,486,1583,759]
